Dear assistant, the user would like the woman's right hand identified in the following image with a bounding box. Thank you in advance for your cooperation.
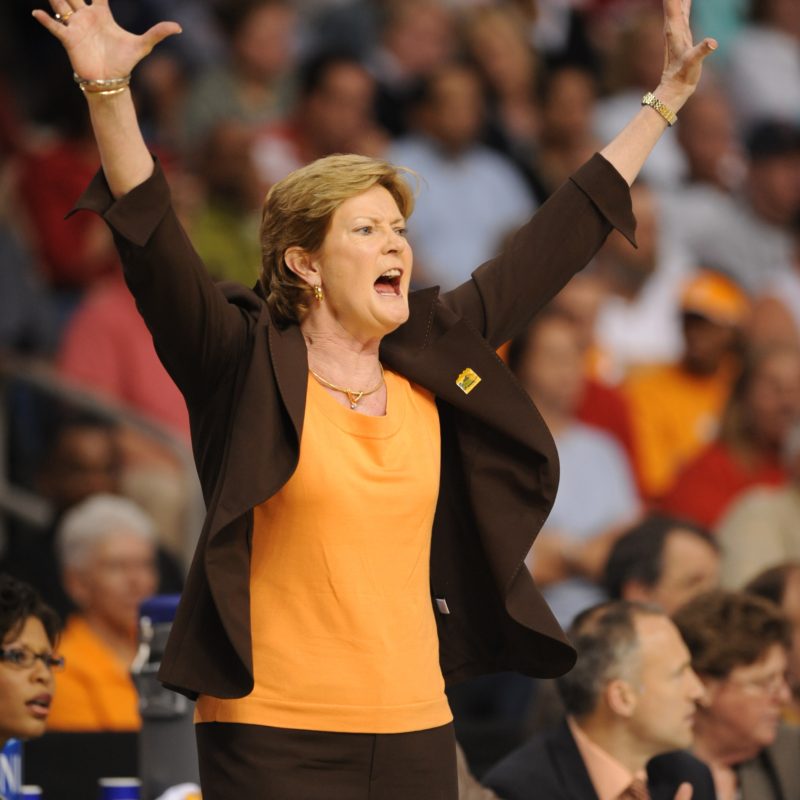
[32,0,181,81]
[32,0,181,196]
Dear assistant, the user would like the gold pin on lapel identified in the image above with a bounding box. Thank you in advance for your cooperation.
[456,368,482,395]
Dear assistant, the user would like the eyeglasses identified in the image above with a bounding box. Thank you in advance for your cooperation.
[728,671,789,698]
[0,646,65,672]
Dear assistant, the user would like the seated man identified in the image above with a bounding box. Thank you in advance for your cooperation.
[674,590,800,800]
[604,514,720,615]
[484,601,714,800]
[622,270,748,501]
[47,494,158,732]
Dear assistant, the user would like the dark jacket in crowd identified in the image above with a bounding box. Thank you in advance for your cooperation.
[483,719,717,800]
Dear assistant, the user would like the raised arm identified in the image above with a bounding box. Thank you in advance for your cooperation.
[32,0,180,197]
[443,0,716,345]
[33,0,249,400]
[600,0,717,185]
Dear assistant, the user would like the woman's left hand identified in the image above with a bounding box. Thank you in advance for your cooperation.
[658,0,717,108]
[600,0,717,185]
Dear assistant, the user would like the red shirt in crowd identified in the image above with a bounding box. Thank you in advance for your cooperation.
[58,273,190,440]
[659,440,787,529]
[16,139,117,289]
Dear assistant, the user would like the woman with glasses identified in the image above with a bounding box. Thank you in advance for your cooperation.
[675,590,798,800]
[46,494,158,733]
[0,573,62,748]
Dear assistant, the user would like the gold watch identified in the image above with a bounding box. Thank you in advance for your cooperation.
[641,92,678,127]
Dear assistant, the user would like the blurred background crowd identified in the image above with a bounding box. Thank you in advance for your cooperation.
[0,0,800,794]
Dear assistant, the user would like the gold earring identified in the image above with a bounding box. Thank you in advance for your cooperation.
[313,284,324,302]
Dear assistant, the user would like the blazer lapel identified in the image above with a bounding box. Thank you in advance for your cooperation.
[550,721,601,800]
[268,319,308,443]
[205,318,307,538]
[383,287,563,612]
[382,289,559,467]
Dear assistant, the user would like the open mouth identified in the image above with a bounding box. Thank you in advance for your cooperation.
[27,695,51,719]
[374,268,403,297]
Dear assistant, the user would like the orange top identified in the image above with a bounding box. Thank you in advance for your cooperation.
[622,361,737,500]
[196,370,451,733]
[568,717,647,800]
[48,615,140,732]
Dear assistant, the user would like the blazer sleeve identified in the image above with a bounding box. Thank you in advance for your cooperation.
[68,160,250,402]
[440,153,636,349]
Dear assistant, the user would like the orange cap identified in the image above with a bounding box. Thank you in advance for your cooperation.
[680,270,750,327]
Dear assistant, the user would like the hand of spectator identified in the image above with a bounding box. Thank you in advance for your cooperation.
[563,526,630,582]
[673,782,693,800]
[31,0,180,82]
[657,0,717,110]
[527,532,572,587]
[529,525,632,585]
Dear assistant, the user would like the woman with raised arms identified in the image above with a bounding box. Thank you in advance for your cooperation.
[32,1,716,797]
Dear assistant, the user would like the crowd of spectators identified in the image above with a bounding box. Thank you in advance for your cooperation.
[1,0,800,796]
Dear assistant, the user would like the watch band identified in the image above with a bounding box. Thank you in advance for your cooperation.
[641,92,678,127]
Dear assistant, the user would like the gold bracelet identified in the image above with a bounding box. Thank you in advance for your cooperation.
[79,85,130,97]
[73,71,131,93]
[641,92,677,127]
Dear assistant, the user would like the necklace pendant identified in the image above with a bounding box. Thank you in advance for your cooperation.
[308,365,384,410]
[347,390,364,409]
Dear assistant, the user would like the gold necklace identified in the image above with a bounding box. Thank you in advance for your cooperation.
[309,363,385,409]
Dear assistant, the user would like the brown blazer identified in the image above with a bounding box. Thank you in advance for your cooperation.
[73,153,635,701]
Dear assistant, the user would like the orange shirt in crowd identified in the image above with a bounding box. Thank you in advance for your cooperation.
[622,362,737,500]
[196,370,451,733]
[48,615,140,732]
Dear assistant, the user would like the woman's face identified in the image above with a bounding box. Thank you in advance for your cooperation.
[542,69,596,146]
[517,317,585,417]
[66,532,158,638]
[780,569,800,695]
[701,644,790,756]
[0,616,55,744]
[748,351,800,447]
[233,4,296,82]
[308,185,413,342]
[761,0,800,38]
[468,16,534,93]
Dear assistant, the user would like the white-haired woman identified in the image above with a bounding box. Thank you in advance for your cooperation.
[47,494,157,731]
[33,0,716,796]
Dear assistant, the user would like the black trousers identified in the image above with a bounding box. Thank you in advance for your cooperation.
[195,721,458,800]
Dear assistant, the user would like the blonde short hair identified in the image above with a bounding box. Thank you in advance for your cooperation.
[260,153,416,327]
